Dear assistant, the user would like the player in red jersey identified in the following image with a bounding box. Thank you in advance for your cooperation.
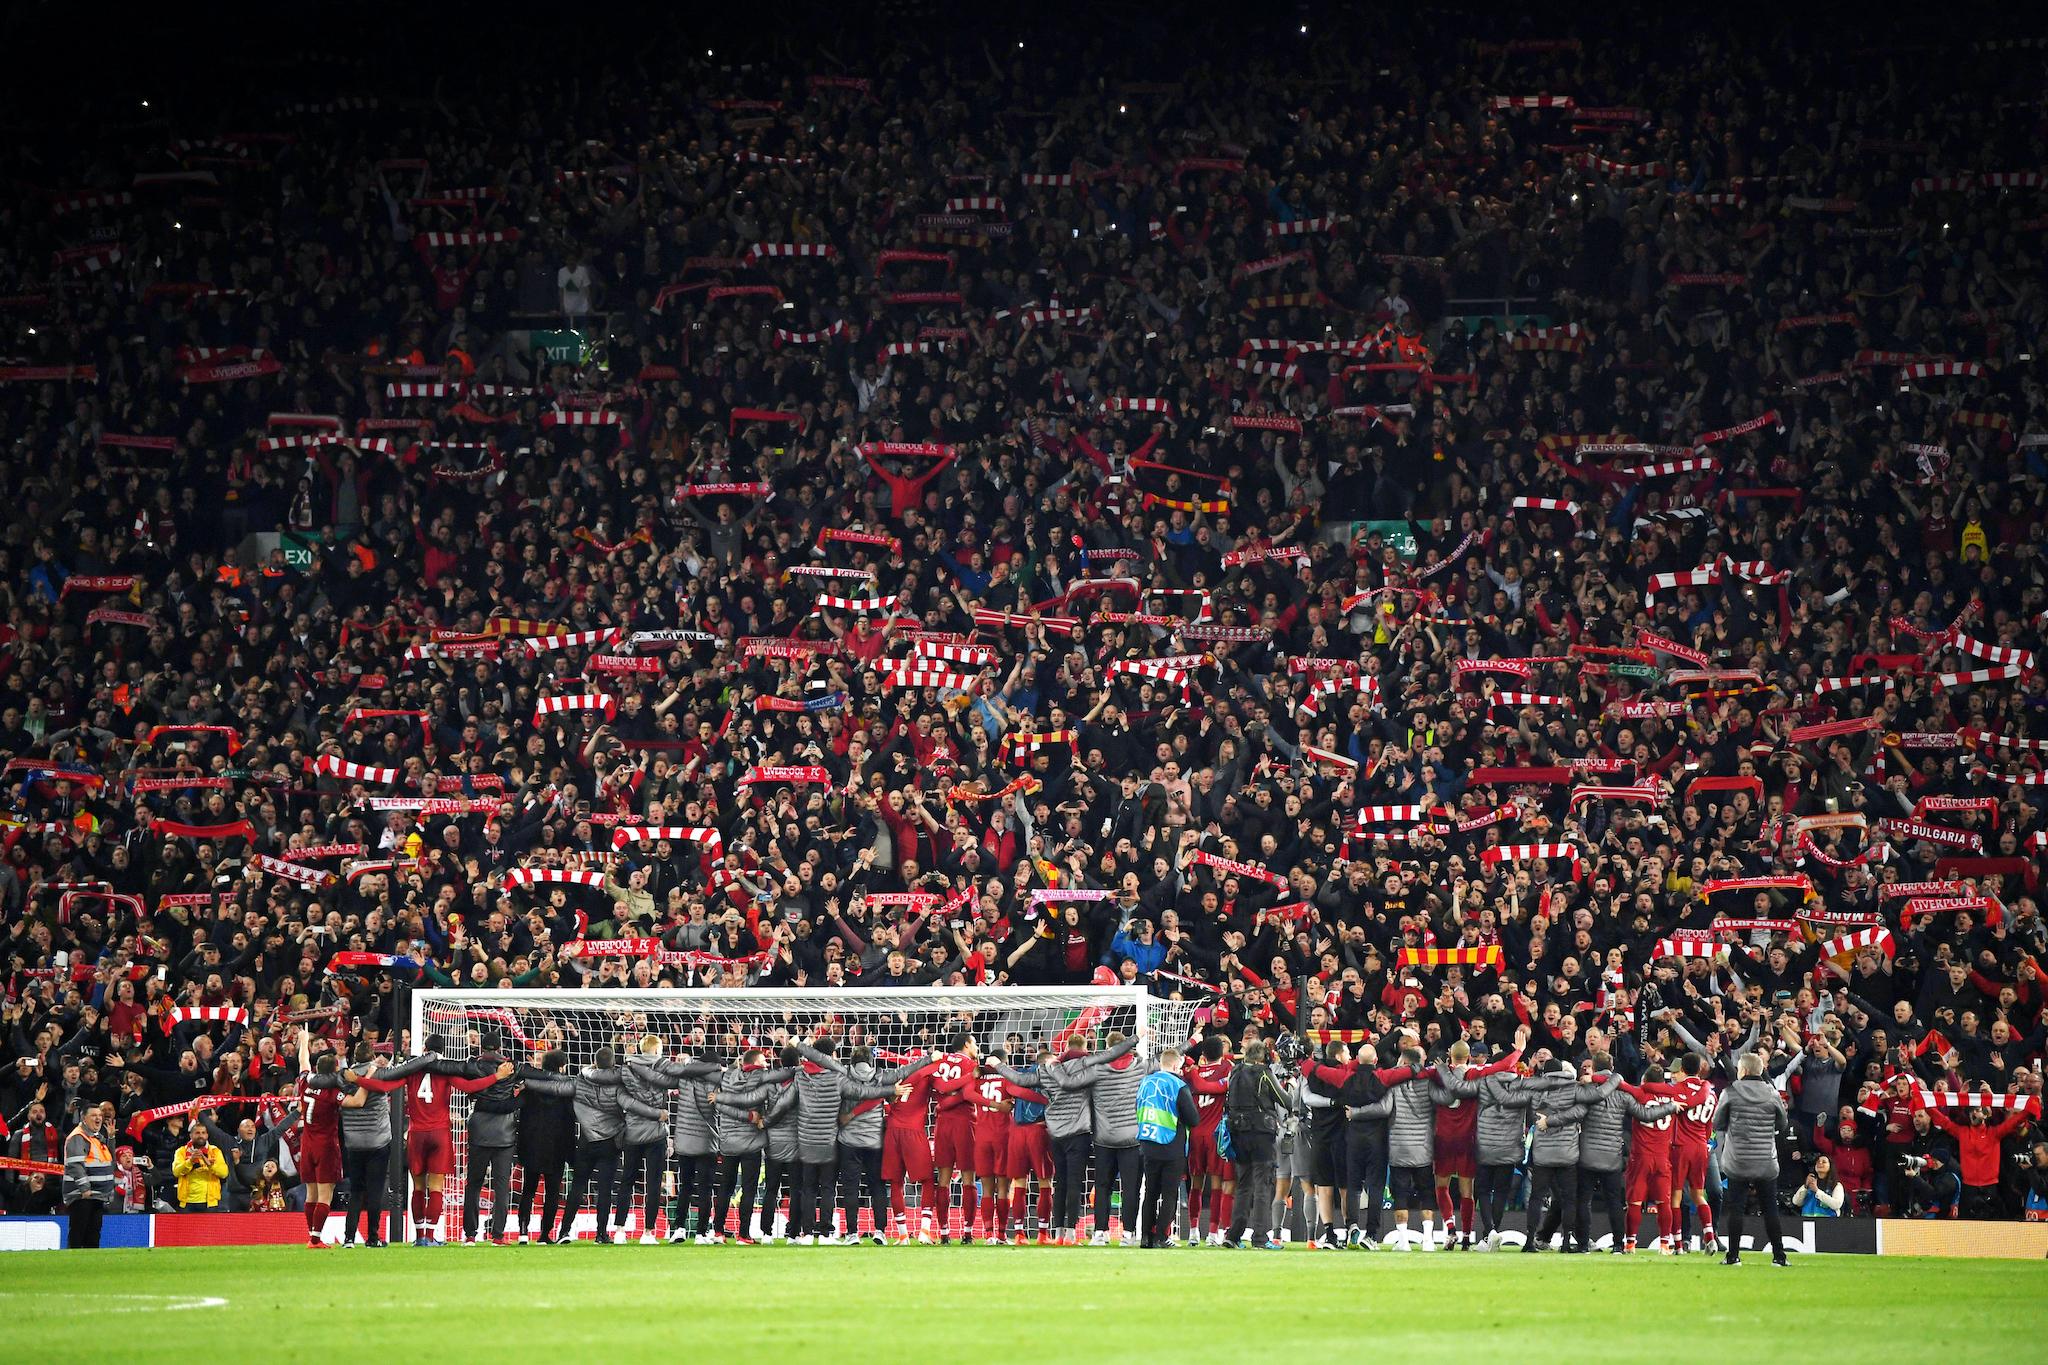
[1183,1035,1235,1245]
[1620,1066,1682,1252]
[971,1061,1014,1240]
[1667,1054,1720,1254]
[1430,1041,1483,1249]
[929,1030,982,1241]
[352,1038,512,1245]
[998,1048,1054,1245]
[881,1045,942,1241]
[294,1026,344,1248]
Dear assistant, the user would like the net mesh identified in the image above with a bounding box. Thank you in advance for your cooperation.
[413,986,1200,1242]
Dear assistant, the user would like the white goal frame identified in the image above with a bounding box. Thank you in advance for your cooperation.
[406,984,1195,1241]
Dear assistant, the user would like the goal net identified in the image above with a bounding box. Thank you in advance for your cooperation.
[409,985,1201,1242]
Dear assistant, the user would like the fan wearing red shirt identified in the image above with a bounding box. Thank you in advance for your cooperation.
[1183,1035,1235,1245]
[971,1063,1015,1239]
[353,1038,513,1245]
[1667,1056,1721,1254]
[1620,1067,1682,1252]
[930,1032,983,1241]
[294,1026,344,1249]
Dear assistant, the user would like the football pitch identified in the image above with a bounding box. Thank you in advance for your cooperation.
[1,1245,2041,1363]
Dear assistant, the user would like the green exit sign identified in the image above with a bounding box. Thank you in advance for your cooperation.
[280,532,317,570]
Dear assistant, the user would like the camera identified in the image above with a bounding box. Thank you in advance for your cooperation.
[1901,1154,1927,1174]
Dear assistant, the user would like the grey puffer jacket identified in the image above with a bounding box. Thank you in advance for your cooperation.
[572,1065,645,1143]
[306,1071,396,1151]
[1579,1081,1673,1172]
[837,1057,926,1150]
[762,1083,801,1163]
[1017,1036,1135,1142]
[712,1065,794,1156]
[1071,1044,1148,1148]
[1475,1073,1532,1167]
[627,1055,723,1153]
[1524,1075,1593,1166]
[1386,1074,1453,1168]
[791,1050,899,1163]
[1713,1077,1790,1180]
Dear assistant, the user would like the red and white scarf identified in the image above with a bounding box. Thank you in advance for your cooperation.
[533,693,617,724]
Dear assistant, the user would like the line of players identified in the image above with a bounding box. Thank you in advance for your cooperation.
[283,1017,1733,1251]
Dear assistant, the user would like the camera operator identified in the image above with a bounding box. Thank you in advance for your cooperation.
[2021,1142,2048,1221]
[1897,1109,1961,1219]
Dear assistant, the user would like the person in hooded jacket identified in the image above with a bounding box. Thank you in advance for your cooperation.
[756,1051,804,1240]
[827,1045,940,1245]
[1067,1027,1150,1245]
[1221,1038,1289,1248]
[1524,1060,1616,1252]
[788,1032,906,1244]
[515,1050,575,1244]
[1714,1052,1793,1267]
[710,1046,796,1244]
[559,1048,659,1245]
[623,1033,722,1243]
[1574,1050,1677,1252]
[458,1028,523,1244]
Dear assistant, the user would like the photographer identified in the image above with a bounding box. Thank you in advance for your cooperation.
[2022,1142,2048,1221]
[171,1123,230,1212]
[1898,1109,1962,1219]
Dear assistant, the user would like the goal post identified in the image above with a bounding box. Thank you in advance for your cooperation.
[408,985,1202,1241]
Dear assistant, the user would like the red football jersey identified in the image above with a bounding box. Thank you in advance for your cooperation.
[1631,1104,1677,1163]
[404,1068,458,1132]
[972,1071,1012,1134]
[1433,1070,1479,1147]
[886,1057,940,1130]
[298,1074,342,1145]
[1669,1076,1717,1148]
[1186,1060,1232,1137]
[931,1052,978,1119]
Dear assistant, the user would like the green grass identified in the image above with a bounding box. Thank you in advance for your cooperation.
[1,1245,2043,1363]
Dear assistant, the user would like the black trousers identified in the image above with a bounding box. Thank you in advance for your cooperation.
[1476,1163,1517,1237]
[715,1150,764,1236]
[564,1137,621,1239]
[1530,1163,1580,1247]
[342,1144,391,1243]
[1576,1166,1626,1249]
[1052,1132,1093,1230]
[795,1157,837,1237]
[762,1158,794,1237]
[609,1140,663,1232]
[464,1144,515,1241]
[671,1151,719,1232]
[837,1144,884,1235]
[1226,1151,1276,1242]
[1722,1174,1786,1260]
[519,1154,566,1240]
[67,1198,103,1249]
[1140,1153,1187,1243]
[1344,1131,1389,1236]
[1092,1144,1142,1235]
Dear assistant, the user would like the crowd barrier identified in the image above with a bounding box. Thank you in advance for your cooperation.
[3,1213,2041,1256]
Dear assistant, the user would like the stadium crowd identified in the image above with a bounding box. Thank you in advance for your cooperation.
[4,8,2048,1253]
